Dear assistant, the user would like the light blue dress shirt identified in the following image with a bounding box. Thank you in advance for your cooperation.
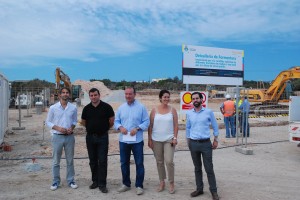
[239,99,250,113]
[46,101,77,134]
[186,107,219,140]
[114,100,150,143]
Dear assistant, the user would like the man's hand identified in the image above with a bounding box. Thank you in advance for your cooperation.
[119,126,128,135]
[212,140,218,149]
[59,127,67,134]
[66,127,73,135]
[130,128,138,136]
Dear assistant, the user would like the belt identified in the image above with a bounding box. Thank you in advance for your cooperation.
[88,133,107,137]
[54,132,73,136]
[190,138,210,143]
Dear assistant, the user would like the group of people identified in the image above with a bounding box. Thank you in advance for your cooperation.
[46,87,220,200]
[220,94,250,138]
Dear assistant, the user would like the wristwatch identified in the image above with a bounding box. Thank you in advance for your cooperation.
[173,137,177,140]
[214,137,219,142]
[136,127,141,131]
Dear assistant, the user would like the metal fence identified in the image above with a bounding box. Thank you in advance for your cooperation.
[0,73,9,144]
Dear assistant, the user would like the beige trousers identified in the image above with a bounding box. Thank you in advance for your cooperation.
[152,140,175,182]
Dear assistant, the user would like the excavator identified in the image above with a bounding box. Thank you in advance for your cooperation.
[54,67,81,102]
[241,66,300,115]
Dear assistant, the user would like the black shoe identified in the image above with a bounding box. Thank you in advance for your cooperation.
[99,186,108,193]
[190,190,204,197]
[89,182,98,189]
[212,192,219,200]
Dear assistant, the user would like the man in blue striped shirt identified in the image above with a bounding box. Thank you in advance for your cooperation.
[186,92,219,200]
[114,87,150,195]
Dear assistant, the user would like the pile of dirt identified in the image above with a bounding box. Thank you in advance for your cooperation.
[73,80,111,97]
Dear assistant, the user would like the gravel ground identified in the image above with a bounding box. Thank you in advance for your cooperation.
[1,91,300,200]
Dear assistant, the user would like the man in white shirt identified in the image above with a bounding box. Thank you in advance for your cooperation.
[46,87,78,191]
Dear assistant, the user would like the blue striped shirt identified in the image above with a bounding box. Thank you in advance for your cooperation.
[186,107,219,140]
[114,100,150,143]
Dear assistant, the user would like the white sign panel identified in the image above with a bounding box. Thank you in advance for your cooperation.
[182,45,244,85]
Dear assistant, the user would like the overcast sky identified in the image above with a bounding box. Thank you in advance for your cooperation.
[0,0,299,83]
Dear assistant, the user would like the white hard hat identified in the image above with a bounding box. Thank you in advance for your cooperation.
[225,94,231,99]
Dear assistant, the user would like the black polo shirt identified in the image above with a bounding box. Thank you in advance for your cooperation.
[81,101,115,135]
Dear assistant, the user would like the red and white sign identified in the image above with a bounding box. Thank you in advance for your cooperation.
[180,91,208,114]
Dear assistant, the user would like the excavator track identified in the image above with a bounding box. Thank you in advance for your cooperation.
[250,104,289,116]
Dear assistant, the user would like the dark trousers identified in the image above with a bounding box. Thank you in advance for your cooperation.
[119,141,144,188]
[189,140,217,193]
[241,112,250,137]
[86,133,109,187]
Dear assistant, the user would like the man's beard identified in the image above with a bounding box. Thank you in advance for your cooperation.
[193,101,202,108]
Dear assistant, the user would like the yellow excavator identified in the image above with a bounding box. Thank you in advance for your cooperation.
[241,66,300,103]
[54,67,81,102]
[241,66,300,115]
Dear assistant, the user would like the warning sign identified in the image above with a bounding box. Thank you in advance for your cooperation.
[180,91,208,114]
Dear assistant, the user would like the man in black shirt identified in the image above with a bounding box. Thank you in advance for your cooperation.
[81,88,115,193]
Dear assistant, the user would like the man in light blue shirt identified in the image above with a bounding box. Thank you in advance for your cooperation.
[186,92,219,200]
[239,96,251,137]
[46,87,78,191]
[114,87,149,195]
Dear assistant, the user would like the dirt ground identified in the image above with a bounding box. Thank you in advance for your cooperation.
[1,91,300,200]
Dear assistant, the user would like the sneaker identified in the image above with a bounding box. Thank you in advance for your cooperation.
[136,187,144,195]
[117,184,130,193]
[50,183,59,191]
[69,181,78,189]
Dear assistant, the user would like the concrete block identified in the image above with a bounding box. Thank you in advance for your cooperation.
[235,146,253,155]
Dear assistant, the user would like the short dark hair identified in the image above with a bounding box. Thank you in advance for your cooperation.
[159,89,170,99]
[191,92,203,99]
[89,88,100,95]
[125,86,136,94]
[59,87,71,94]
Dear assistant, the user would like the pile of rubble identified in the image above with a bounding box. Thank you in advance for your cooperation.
[73,80,111,97]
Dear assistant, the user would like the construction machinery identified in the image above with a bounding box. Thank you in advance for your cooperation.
[54,67,81,102]
[241,66,300,115]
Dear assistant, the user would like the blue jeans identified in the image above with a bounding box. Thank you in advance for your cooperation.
[51,134,75,185]
[86,133,109,187]
[224,115,236,137]
[189,139,217,193]
[119,141,144,188]
[241,112,250,137]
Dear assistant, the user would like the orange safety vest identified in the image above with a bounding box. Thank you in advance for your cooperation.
[223,100,235,117]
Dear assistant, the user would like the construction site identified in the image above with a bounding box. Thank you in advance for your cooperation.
[1,66,300,200]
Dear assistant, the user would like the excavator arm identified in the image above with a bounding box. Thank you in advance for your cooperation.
[54,67,72,101]
[264,66,300,102]
[241,66,300,104]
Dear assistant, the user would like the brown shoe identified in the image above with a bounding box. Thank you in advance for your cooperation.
[190,190,204,197]
[212,192,219,200]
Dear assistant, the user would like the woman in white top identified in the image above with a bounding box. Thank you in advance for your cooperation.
[148,90,178,194]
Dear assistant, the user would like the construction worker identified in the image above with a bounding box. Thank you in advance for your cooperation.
[234,94,243,133]
[239,96,250,137]
[220,94,236,138]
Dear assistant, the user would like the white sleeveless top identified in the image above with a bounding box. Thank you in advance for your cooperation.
[152,108,174,142]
